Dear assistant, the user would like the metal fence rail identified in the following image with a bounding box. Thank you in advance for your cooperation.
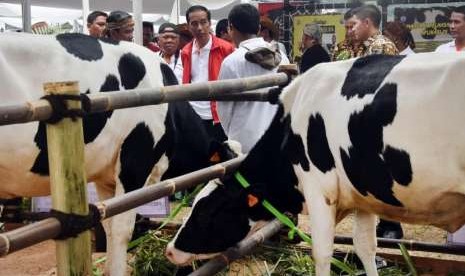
[189,219,284,276]
[0,73,289,126]
[0,156,245,257]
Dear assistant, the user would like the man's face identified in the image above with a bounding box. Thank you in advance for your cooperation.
[143,27,153,46]
[159,32,180,55]
[344,20,356,42]
[111,26,134,42]
[348,15,370,42]
[301,34,315,52]
[449,12,465,40]
[187,10,211,42]
[220,31,232,42]
[87,15,107,38]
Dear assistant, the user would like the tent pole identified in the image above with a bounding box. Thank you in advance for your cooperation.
[82,0,90,34]
[132,0,143,45]
[21,0,31,33]
[169,0,180,24]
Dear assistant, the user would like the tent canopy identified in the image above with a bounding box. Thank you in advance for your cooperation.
[0,0,247,21]
[0,0,257,43]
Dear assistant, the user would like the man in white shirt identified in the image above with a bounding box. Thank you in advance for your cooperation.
[435,7,465,52]
[218,3,289,153]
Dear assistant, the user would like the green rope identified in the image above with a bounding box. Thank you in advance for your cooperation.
[235,172,312,245]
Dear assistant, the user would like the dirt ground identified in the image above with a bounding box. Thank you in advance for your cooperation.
[0,240,56,276]
[1,213,464,275]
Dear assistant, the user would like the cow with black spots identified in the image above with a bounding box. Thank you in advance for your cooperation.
[0,33,232,276]
[166,54,465,276]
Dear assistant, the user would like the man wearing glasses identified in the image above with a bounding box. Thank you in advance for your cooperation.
[181,5,234,142]
[105,10,135,42]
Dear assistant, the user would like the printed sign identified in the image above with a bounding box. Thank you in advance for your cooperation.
[387,3,465,52]
[32,182,170,217]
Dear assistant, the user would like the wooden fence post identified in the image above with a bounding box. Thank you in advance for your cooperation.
[43,81,91,276]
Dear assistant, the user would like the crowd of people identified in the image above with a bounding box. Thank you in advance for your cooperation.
[85,3,465,239]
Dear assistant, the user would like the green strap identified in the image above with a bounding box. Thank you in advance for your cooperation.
[234,172,312,245]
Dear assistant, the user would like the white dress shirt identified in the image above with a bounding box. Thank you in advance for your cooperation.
[190,36,213,120]
[435,40,465,53]
[400,46,415,55]
[218,37,289,153]
[160,52,183,84]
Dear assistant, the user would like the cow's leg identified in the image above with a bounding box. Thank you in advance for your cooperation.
[95,181,134,276]
[303,180,336,276]
[105,125,162,276]
[353,211,378,276]
[103,182,137,276]
[94,182,115,253]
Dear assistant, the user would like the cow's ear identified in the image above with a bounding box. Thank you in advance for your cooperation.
[246,183,267,201]
[208,140,242,164]
[208,140,223,163]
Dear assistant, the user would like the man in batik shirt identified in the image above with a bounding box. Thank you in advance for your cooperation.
[332,9,363,61]
[347,4,398,58]
[347,4,402,240]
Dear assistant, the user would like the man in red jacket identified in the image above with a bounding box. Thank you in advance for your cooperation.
[181,5,234,141]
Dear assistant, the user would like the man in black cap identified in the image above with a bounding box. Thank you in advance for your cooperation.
[158,23,183,83]
[105,10,134,42]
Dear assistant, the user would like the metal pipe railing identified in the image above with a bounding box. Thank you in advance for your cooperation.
[189,219,283,276]
[0,156,245,256]
[0,73,288,126]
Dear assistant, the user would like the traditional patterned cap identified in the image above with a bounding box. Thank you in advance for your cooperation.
[107,10,134,30]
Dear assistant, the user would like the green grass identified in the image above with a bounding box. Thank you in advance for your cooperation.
[128,230,408,276]
[129,230,178,276]
[127,195,408,276]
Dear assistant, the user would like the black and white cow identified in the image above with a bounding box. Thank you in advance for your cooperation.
[0,33,228,275]
[166,54,465,275]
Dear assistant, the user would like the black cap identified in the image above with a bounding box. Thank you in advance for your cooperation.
[158,22,179,34]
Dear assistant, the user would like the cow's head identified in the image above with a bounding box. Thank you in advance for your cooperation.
[165,105,305,265]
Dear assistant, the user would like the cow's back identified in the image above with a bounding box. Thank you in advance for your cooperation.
[0,33,168,198]
[281,54,465,231]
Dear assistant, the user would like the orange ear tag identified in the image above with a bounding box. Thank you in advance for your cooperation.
[209,152,220,163]
[247,194,259,207]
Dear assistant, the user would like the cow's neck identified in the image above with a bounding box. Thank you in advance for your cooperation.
[230,105,304,221]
